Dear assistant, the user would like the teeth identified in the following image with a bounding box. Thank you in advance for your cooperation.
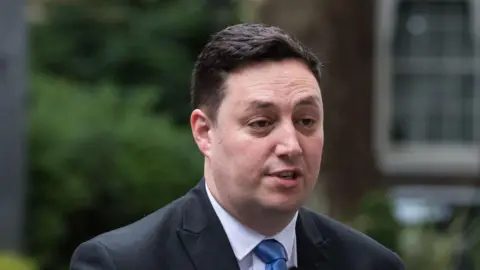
[278,172,295,178]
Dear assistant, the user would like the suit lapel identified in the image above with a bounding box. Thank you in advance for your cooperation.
[177,179,333,270]
[177,179,240,270]
[296,209,333,270]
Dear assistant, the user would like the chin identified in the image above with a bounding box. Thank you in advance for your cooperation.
[262,196,304,213]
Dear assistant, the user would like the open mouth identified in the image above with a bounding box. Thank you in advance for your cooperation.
[269,169,302,180]
[275,171,298,180]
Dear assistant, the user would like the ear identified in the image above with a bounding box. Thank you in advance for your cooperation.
[190,109,213,157]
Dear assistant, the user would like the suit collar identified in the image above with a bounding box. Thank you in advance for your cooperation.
[177,178,332,270]
[177,179,240,270]
[205,181,299,267]
[295,208,333,270]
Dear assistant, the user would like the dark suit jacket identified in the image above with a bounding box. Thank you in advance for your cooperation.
[70,179,405,270]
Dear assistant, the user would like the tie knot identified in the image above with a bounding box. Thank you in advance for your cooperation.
[253,239,287,264]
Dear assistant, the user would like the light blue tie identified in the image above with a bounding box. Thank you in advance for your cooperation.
[253,239,288,270]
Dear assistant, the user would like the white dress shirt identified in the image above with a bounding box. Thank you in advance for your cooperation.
[205,182,298,270]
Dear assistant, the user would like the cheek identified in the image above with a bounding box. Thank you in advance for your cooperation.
[231,138,264,166]
[304,135,324,166]
[214,132,251,164]
[221,134,269,174]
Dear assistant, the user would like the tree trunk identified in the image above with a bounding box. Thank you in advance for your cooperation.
[254,0,379,220]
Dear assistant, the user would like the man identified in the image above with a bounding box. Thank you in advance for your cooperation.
[70,23,405,270]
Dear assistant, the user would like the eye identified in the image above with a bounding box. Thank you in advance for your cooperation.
[248,119,272,129]
[297,118,316,128]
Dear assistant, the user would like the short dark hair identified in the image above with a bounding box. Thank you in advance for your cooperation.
[190,23,322,122]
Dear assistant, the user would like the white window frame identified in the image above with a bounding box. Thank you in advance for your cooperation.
[374,0,480,176]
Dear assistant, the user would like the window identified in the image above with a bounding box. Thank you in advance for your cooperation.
[375,0,480,175]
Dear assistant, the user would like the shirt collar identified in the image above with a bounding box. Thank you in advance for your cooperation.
[205,182,298,263]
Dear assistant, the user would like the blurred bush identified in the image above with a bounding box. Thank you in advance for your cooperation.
[350,190,402,253]
[398,215,480,270]
[0,252,37,270]
[27,1,240,269]
[398,225,460,270]
[30,0,239,125]
[352,191,480,269]
[26,74,203,270]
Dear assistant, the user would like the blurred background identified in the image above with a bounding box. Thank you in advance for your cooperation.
[1,0,480,269]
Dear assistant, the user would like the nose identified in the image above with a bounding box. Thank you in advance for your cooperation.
[274,122,302,158]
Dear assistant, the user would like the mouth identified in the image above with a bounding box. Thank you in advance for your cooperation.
[267,169,302,181]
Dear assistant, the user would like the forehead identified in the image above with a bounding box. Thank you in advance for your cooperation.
[223,59,321,106]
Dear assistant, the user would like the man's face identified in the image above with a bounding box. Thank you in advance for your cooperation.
[194,59,324,213]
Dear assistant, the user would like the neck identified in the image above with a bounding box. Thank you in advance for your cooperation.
[232,201,296,236]
[204,165,296,236]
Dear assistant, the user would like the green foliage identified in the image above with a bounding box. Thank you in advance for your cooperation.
[27,1,240,268]
[351,190,402,253]
[30,0,240,125]
[0,252,37,270]
[397,215,480,270]
[352,192,480,269]
[398,225,460,269]
[26,74,203,270]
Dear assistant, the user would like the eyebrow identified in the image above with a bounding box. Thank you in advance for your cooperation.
[296,95,321,107]
[245,95,321,110]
